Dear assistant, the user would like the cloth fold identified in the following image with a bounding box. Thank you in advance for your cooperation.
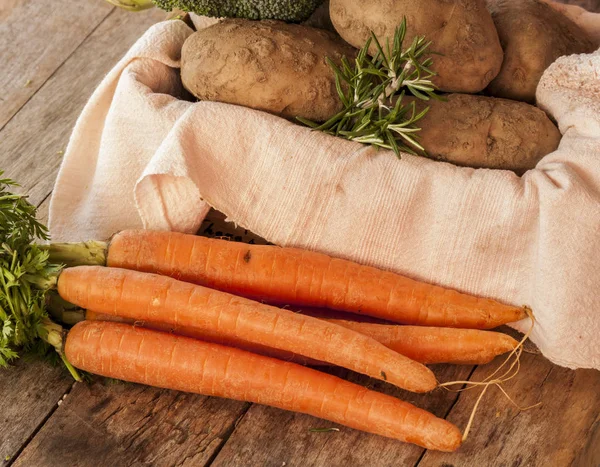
[49,19,600,370]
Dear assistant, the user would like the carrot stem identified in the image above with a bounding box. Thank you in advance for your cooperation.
[44,241,107,267]
[46,293,86,326]
[39,318,82,381]
[59,352,83,382]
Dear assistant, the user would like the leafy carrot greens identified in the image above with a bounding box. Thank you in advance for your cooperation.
[0,172,79,379]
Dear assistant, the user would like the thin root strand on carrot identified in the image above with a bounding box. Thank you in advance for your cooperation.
[439,307,539,441]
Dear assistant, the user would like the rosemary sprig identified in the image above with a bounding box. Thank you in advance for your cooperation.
[0,172,80,379]
[298,18,440,157]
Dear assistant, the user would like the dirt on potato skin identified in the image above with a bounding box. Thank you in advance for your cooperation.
[486,0,596,103]
[410,94,562,173]
[329,0,504,93]
[181,19,357,122]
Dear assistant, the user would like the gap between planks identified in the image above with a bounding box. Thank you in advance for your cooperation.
[204,405,253,466]
[0,6,115,133]
[0,0,115,131]
[6,381,77,467]
[1,5,167,464]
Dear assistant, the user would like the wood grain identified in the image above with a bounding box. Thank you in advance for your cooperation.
[0,6,166,205]
[0,24,75,465]
[0,0,113,131]
[1,0,600,466]
[0,7,166,467]
[419,353,600,467]
[211,365,474,467]
[0,358,73,466]
[13,381,250,467]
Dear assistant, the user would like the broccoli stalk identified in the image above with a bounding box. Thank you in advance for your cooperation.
[108,0,324,22]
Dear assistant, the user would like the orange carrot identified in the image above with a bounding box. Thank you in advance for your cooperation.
[58,266,436,393]
[323,319,518,365]
[85,310,322,366]
[86,311,517,366]
[66,320,462,451]
[103,230,526,329]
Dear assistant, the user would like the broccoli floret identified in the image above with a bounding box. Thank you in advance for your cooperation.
[153,0,324,22]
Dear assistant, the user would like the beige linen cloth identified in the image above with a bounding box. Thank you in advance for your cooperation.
[49,14,600,371]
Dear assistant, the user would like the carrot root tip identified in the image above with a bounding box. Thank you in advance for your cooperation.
[439,309,538,443]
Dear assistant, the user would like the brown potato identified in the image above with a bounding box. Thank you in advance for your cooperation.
[180,19,356,121]
[329,0,504,93]
[409,94,561,173]
[486,0,595,103]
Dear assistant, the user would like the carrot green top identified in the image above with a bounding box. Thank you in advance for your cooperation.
[0,172,79,378]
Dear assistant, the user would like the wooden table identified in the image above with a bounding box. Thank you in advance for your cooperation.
[1,1,599,466]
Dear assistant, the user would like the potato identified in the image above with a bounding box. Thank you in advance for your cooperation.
[486,0,595,103]
[409,94,561,173]
[329,0,503,93]
[180,19,356,121]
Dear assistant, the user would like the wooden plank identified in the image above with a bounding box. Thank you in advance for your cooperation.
[0,7,167,465]
[13,380,250,467]
[211,365,474,467]
[418,353,600,467]
[0,358,73,466]
[0,5,166,205]
[0,39,73,466]
[574,413,600,467]
[0,0,113,130]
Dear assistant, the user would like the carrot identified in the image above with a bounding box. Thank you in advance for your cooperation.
[86,311,517,366]
[322,319,518,365]
[85,310,322,366]
[102,230,527,329]
[66,320,462,451]
[58,266,437,393]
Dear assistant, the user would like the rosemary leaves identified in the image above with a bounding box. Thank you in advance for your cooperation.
[298,18,440,157]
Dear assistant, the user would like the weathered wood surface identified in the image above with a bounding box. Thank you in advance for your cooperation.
[13,381,250,467]
[0,5,166,206]
[0,0,113,130]
[0,358,73,466]
[420,354,600,467]
[1,1,599,466]
[0,4,166,466]
[211,365,474,467]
